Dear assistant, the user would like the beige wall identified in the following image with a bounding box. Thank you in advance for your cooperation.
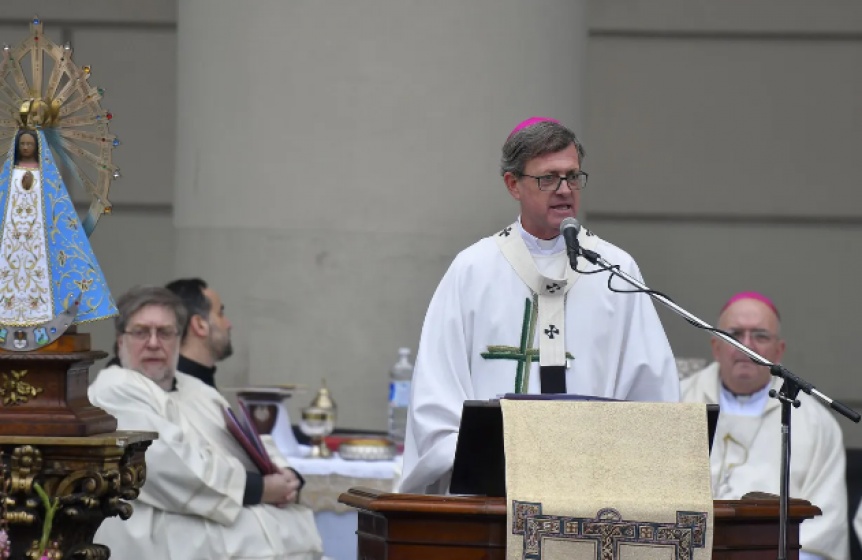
[584,1,862,445]
[172,0,588,431]
[3,0,861,444]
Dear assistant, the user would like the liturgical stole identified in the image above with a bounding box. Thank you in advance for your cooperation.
[495,223,598,393]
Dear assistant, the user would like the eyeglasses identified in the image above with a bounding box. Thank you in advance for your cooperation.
[519,171,588,192]
[123,326,180,342]
[726,329,778,344]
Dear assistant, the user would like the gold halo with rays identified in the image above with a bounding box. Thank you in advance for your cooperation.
[0,16,120,234]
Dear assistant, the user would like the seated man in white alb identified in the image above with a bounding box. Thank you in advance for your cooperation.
[90,285,323,560]
[682,292,848,560]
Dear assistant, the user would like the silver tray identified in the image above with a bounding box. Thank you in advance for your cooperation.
[338,438,396,461]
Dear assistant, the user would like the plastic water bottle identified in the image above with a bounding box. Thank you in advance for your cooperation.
[388,347,414,447]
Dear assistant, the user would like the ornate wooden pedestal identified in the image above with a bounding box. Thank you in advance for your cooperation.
[0,431,155,560]
[0,333,156,559]
[0,333,116,436]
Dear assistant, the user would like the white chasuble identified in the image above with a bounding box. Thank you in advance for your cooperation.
[400,221,680,494]
[89,366,323,560]
[682,362,849,560]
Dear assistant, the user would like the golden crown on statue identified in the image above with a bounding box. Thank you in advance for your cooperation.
[0,16,120,220]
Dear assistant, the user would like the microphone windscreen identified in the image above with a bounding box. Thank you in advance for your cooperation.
[560,217,580,233]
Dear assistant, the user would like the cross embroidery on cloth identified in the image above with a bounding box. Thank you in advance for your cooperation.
[545,283,561,294]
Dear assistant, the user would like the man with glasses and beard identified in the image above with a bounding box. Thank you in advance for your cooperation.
[682,292,848,560]
[165,277,234,389]
[89,285,322,560]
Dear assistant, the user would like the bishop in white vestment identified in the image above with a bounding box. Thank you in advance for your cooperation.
[681,293,848,560]
[400,117,680,494]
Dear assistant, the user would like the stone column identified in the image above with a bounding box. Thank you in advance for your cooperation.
[174,0,588,430]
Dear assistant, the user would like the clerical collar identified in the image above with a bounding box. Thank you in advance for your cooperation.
[516,217,565,256]
[177,354,218,389]
[718,381,771,417]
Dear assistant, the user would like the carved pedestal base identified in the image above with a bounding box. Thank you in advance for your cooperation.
[0,431,155,560]
[0,334,117,436]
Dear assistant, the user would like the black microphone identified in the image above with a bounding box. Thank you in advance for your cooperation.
[560,217,581,270]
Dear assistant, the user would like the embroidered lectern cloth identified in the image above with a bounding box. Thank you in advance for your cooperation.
[502,400,713,560]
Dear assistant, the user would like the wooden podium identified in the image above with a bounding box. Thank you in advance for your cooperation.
[339,487,821,560]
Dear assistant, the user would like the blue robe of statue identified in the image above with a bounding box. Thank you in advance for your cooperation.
[0,129,116,327]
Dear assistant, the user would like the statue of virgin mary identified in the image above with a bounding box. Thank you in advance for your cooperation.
[0,128,116,349]
[0,17,121,350]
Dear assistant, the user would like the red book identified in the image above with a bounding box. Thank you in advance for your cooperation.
[222,406,277,475]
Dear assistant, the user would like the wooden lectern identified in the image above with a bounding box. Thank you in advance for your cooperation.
[339,487,820,560]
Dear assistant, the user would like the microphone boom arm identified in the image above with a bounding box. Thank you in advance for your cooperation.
[576,244,859,560]
[577,248,859,421]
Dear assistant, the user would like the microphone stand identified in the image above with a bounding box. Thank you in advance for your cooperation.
[574,247,860,560]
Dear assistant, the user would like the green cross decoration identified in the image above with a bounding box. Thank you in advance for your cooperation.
[480,296,573,394]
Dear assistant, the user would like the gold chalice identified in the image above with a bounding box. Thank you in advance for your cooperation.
[299,381,336,458]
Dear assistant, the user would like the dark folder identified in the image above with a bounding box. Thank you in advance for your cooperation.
[449,397,720,497]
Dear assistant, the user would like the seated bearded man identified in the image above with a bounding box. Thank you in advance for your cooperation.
[90,285,323,560]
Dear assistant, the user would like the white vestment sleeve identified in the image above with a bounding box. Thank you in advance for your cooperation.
[89,368,246,525]
[400,258,474,494]
[797,409,849,560]
[611,259,681,403]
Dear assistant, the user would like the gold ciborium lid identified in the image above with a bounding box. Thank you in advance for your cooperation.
[309,379,336,417]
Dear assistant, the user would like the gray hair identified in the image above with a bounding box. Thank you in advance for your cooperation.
[500,121,586,176]
[114,285,188,338]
